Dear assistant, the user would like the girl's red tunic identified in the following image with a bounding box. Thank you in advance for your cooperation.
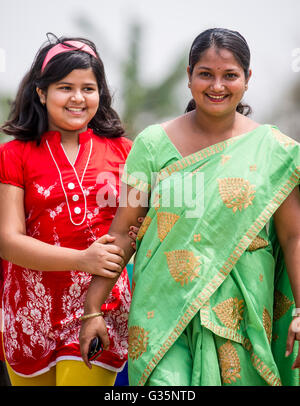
[0,129,132,376]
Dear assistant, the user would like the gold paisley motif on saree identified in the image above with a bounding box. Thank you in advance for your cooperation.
[218,341,241,384]
[246,235,269,251]
[263,307,272,343]
[220,155,231,165]
[273,290,294,321]
[136,216,152,241]
[212,297,244,330]
[157,212,180,242]
[218,177,256,213]
[164,250,200,286]
[128,326,149,361]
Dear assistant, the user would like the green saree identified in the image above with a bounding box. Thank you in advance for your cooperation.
[121,124,300,386]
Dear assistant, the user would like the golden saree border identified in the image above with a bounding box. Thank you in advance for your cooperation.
[137,166,300,386]
[156,137,237,183]
[121,170,151,193]
[123,133,238,192]
[200,301,252,351]
[250,354,282,386]
[201,303,282,386]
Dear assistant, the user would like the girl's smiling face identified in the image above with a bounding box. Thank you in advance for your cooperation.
[188,46,251,117]
[37,68,99,136]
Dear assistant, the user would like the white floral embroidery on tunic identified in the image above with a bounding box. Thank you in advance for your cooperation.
[34,182,57,198]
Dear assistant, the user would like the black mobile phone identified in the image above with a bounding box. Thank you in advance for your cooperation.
[88,336,103,361]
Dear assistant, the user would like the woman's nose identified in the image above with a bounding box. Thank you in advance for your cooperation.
[210,78,225,92]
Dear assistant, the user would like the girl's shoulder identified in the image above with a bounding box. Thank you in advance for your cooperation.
[92,133,133,158]
[0,138,29,156]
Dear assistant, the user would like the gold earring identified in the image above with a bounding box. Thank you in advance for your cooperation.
[245,84,248,90]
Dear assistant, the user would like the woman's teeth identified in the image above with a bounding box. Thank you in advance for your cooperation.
[207,94,227,100]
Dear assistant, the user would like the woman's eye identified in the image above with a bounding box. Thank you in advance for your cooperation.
[225,73,238,79]
[199,72,211,77]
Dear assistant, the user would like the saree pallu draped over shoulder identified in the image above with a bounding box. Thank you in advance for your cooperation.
[122,124,300,386]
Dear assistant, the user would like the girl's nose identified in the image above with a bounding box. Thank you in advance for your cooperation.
[71,90,85,102]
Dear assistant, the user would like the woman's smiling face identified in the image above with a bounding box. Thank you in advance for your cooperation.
[188,46,251,117]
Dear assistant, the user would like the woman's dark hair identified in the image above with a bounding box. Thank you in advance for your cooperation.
[1,33,125,143]
[186,28,252,116]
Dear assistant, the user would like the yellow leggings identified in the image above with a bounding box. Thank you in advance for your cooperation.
[6,360,117,386]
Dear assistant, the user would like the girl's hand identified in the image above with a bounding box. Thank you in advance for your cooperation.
[285,316,300,369]
[128,217,144,250]
[79,234,125,278]
[79,315,110,369]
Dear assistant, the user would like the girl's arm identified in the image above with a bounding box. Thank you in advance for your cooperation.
[273,186,300,369]
[79,185,149,367]
[0,183,126,277]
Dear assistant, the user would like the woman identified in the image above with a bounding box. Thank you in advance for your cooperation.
[0,35,141,386]
[80,28,300,386]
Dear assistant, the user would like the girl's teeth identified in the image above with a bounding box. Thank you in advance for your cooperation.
[67,108,83,111]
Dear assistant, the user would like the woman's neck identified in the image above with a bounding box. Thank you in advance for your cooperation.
[190,108,239,138]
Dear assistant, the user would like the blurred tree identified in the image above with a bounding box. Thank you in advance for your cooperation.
[0,95,11,143]
[121,23,187,137]
[75,17,187,138]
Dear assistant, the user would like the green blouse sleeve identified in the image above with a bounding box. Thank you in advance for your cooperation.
[121,126,157,193]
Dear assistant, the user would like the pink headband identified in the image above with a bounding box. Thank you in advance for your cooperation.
[41,40,98,73]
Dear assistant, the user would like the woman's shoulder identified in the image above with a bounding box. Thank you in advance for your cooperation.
[135,124,166,141]
[132,124,170,154]
[267,125,299,147]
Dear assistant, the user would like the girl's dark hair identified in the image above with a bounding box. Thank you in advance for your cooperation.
[1,33,125,143]
[185,28,252,116]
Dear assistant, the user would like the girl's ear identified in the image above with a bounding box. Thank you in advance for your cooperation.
[36,87,46,105]
[187,66,192,88]
[246,69,252,87]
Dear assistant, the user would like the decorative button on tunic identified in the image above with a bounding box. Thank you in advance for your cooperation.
[0,129,132,376]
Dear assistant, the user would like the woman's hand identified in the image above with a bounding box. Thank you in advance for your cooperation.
[128,217,144,250]
[285,316,300,369]
[79,234,125,278]
[79,315,110,369]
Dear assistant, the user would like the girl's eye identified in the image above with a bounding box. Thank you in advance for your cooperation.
[59,86,71,91]
[84,87,96,92]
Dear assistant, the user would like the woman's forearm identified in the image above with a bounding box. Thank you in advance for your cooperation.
[83,231,135,313]
[0,232,83,271]
[81,187,149,314]
[281,237,300,308]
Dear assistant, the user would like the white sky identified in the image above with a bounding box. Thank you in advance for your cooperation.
[0,0,299,124]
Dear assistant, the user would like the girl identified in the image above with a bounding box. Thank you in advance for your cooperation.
[0,35,140,386]
[80,28,300,386]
